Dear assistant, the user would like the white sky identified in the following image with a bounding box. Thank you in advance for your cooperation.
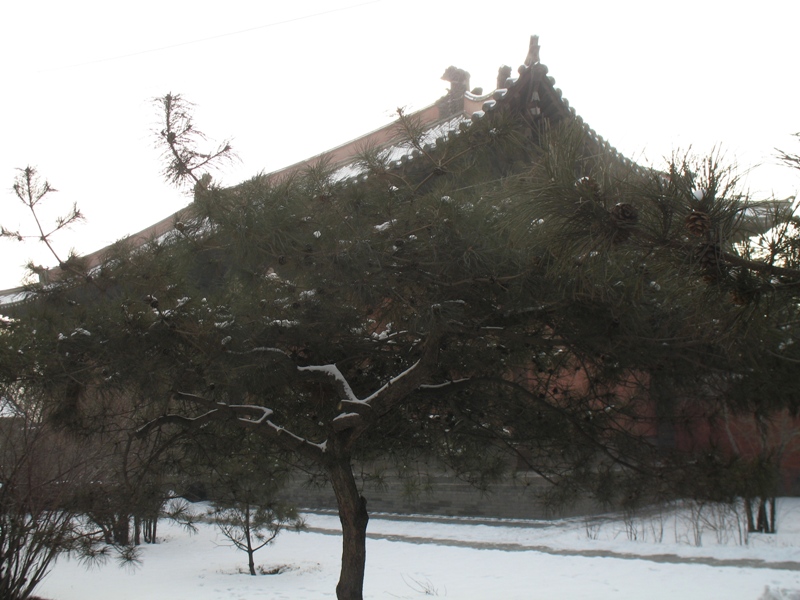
[1,0,798,290]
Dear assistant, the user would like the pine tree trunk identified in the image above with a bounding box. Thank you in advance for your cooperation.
[745,497,756,533]
[769,497,777,533]
[248,552,256,577]
[757,498,768,533]
[113,514,130,545]
[328,453,369,600]
[245,503,256,576]
[143,516,157,543]
[134,515,142,545]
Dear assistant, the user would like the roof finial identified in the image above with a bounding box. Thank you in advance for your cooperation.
[437,66,471,117]
[524,35,540,67]
[441,66,470,92]
[496,65,512,90]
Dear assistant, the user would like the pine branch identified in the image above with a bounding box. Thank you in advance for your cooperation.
[154,93,237,189]
[136,392,325,463]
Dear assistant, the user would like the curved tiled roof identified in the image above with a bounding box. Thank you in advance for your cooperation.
[0,36,628,310]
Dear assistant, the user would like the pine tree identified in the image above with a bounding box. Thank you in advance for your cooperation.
[195,426,303,576]
[3,89,799,600]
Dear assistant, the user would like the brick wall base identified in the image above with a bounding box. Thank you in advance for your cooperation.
[279,469,600,520]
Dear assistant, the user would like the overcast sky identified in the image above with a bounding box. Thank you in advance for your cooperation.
[1,0,797,290]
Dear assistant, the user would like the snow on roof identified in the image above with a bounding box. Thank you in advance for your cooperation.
[0,37,632,307]
[0,288,33,310]
[330,114,469,183]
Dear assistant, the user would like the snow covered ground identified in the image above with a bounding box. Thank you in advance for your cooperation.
[38,500,800,599]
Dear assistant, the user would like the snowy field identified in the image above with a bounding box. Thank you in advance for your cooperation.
[37,500,800,600]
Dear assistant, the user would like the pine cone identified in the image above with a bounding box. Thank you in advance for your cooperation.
[730,289,753,306]
[607,203,637,244]
[695,243,724,282]
[696,243,719,268]
[575,176,602,201]
[730,271,758,305]
[610,203,638,228]
[685,210,711,236]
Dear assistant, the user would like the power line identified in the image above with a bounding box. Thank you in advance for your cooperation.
[38,0,383,73]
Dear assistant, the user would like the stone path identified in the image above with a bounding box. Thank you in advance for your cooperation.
[303,514,800,572]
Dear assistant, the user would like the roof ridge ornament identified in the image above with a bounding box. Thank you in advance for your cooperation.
[496,65,512,91]
[524,35,541,67]
[440,66,470,93]
[437,66,471,118]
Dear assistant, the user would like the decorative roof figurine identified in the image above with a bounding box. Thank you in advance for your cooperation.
[524,34,541,66]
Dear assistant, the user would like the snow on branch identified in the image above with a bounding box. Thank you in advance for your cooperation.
[297,364,360,403]
[171,392,275,424]
[225,346,289,357]
[419,377,471,390]
[264,420,327,454]
[373,219,396,232]
[134,396,274,436]
[137,392,326,460]
[228,404,274,424]
[299,359,425,406]
[362,359,421,403]
[297,359,427,429]
[135,409,220,437]
[331,412,363,432]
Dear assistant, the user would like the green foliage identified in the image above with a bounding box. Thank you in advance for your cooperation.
[154,93,236,189]
[4,90,800,598]
[185,426,302,576]
[1,167,85,282]
[7,105,800,485]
